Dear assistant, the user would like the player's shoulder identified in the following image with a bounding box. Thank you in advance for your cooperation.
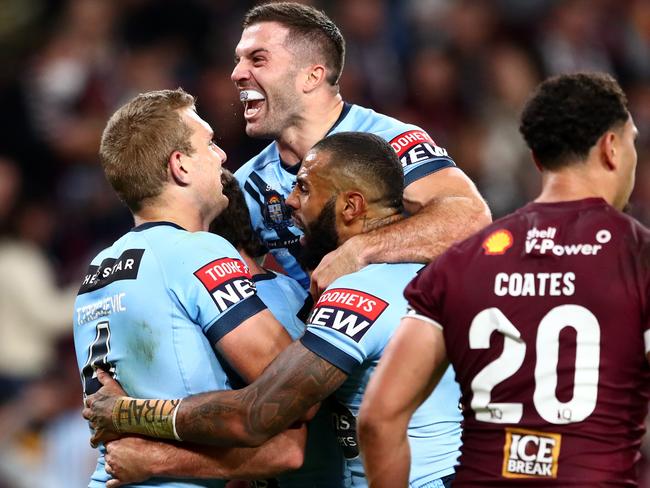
[326,262,423,302]
[234,142,280,181]
[449,211,521,258]
[612,207,650,244]
[259,270,307,297]
[343,103,421,137]
[85,228,143,265]
[142,227,244,282]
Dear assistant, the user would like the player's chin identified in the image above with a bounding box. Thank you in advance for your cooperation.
[244,120,275,139]
[244,124,266,138]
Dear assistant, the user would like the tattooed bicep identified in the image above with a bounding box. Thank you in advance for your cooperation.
[246,341,348,433]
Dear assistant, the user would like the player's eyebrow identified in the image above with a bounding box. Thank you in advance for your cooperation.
[235,48,269,62]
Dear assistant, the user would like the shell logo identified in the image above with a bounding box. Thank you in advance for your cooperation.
[482,229,514,255]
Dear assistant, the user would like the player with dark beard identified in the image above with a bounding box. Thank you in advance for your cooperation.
[295,197,338,272]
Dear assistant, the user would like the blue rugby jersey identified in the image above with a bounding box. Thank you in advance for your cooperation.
[253,270,311,340]
[250,270,350,487]
[235,103,456,289]
[300,263,462,487]
[74,222,266,488]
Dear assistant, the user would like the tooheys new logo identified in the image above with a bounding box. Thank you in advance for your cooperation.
[308,288,388,342]
[390,129,448,166]
[194,258,256,313]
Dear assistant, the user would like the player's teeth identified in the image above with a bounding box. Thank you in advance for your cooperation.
[240,90,265,102]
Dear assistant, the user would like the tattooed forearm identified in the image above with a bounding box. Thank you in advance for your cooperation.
[176,341,347,446]
[112,398,181,440]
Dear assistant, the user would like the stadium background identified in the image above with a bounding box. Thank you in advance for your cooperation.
[0,0,647,486]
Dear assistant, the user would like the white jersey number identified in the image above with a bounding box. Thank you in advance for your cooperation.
[469,304,600,424]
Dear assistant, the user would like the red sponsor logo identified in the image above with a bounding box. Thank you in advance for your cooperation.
[389,130,436,157]
[316,288,388,321]
[194,257,251,289]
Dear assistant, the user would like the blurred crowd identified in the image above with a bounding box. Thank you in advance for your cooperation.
[0,0,648,486]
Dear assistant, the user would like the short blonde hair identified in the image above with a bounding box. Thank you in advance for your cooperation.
[100,88,195,211]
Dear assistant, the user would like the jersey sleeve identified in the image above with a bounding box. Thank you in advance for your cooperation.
[171,232,267,345]
[403,254,450,330]
[300,276,390,374]
[381,126,456,187]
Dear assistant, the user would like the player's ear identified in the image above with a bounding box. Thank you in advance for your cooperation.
[303,64,326,94]
[168,150,191,185]
[598,130,618,171]
[340,191,365,224]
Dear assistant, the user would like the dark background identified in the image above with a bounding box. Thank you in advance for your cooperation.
[0,0,647,486]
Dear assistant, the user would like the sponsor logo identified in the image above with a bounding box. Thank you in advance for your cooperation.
[389,130,448,167]
[525,227,610,256]
[265,236,301,249]
[308,288,389,342]
[194,257,256,313]
[262,190,293,230]
[483,230,514,255]
[502,427,561,479]
[79,249,145,295]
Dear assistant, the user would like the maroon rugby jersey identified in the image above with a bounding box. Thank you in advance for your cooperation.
[405,198,650,486]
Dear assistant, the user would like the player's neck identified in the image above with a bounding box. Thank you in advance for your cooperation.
[237,249,266,276]
[276,95,344,166]
[536,168,613,206]
[134,200,209,233]
[340,209,403,243]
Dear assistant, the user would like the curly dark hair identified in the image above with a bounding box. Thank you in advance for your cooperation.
[519,72,629,170]
[209,169,265,258]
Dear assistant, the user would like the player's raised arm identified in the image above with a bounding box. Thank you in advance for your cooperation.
[358,316,449,488]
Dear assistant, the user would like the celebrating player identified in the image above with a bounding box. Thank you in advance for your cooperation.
[83,132,463,488]
[73,88,306,487]
[358,72,646,486]
[232,2,490,294]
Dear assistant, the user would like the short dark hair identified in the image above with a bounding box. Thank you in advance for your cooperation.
[209,169,265,258]
[312,132,404,212]
[100,88,195,211]
[243,2,345,86]
[519,72,629,170]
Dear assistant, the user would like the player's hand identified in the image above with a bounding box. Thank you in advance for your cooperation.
[83,369,126,447]
[310,235,365,298]
[104,436,158,487]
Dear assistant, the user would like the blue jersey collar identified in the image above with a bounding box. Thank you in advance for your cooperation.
[132,221,187,232]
